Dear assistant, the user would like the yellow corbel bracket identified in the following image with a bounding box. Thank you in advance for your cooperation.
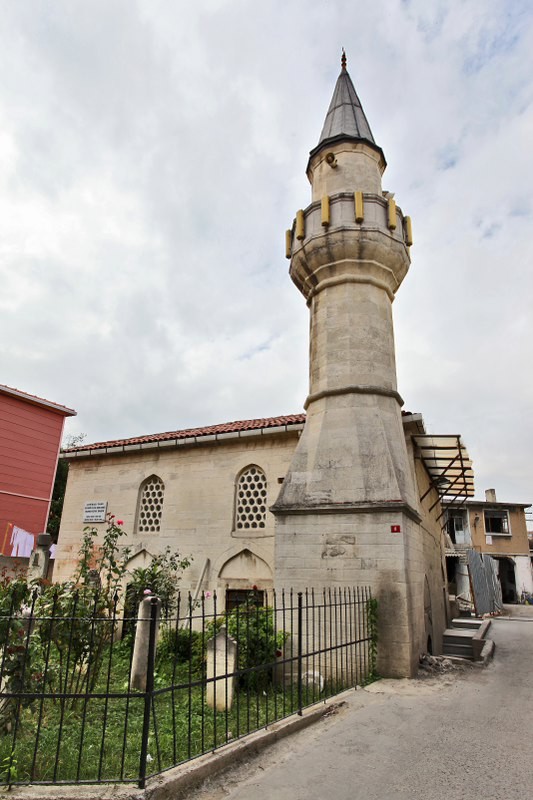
[404,216,413,246]
[387,198,397,230]
[321,195,330,227]
[285,229,292,259]
[295,209,305,240]
[354,191,364,223]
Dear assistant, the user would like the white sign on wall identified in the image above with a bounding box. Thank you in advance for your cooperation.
[83,501,108,523]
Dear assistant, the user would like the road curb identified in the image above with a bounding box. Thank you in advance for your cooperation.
[479,638,495,665]
[145,690,354,800]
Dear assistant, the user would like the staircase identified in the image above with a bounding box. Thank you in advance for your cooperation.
[443,618,490,660]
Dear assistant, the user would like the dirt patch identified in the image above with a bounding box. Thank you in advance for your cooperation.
[417,653,480,676]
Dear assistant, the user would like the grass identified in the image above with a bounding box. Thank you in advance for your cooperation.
[0,641,333,786]
[0,604,374,787]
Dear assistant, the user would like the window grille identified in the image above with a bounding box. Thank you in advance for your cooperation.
[137,475,165,533]
[235,466,267,530]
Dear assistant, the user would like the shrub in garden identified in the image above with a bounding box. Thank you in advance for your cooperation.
[0,514,131,731]
[226,603,286,690]
[157,627,205,677]
[127,548,192,617]
[0,576,32,731]
[203,591,287,691]
[0,515,193,732]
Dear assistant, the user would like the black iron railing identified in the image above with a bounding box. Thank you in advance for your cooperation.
[0,587,375,788]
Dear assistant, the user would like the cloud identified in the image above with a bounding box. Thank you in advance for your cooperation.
[1,0,533,501]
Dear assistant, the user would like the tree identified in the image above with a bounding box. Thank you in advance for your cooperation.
[46,433,86,540]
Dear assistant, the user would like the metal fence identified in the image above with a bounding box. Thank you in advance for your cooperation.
[0,586,375,788]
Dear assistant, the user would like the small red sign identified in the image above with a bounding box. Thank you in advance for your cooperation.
[391,525,401,533]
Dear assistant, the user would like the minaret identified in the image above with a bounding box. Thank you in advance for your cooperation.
[273,54,422,677]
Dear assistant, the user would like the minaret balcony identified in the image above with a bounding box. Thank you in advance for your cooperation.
[287,192,412,303]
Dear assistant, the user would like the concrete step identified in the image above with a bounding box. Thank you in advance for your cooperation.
[452,618,483,630]
[443,628,474,659]
[443,642,474,658]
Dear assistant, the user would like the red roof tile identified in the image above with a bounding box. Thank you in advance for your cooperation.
[65,414,306,453]
[64,409,417,456]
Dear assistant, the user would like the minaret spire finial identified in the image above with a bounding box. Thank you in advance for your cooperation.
[341,48,347,71]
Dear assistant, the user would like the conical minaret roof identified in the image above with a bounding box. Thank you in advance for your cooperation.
[309,51,386,166]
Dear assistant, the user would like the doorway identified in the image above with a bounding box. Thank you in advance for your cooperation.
[495,557,517,603]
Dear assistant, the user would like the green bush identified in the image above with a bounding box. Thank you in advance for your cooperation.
[203,594,287,691]
[127,548,192,617]
[157,627,204,677]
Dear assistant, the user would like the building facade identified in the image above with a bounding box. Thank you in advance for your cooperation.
[0,384,76,572]
[445,489,533,603]
[54,416,304,601]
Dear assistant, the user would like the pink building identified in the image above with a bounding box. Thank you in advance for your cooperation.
[0,384,76,566]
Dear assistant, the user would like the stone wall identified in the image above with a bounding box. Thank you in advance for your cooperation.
[55,432,299,607]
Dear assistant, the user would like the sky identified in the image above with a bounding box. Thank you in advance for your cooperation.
[1,0,532,506]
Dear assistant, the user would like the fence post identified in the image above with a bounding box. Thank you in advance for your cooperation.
[297,591,303,716]
[138,597,159,789]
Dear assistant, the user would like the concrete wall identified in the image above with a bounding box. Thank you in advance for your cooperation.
[514,556,533,595]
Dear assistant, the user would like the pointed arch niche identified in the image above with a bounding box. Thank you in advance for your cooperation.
[218,548,273,609]
[135,474,165,535]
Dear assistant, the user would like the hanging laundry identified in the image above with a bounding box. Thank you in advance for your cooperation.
[9,526,36,558]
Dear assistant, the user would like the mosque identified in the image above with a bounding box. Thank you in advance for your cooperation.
[55,55,475,677]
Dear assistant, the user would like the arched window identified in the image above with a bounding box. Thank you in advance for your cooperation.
[136,474,165,534]
[235,465,267,530]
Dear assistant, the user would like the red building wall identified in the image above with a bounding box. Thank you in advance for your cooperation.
[0,386,75,555]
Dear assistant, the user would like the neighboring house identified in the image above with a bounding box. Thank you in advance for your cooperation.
[0,384,76,576]
[445,489,533,603]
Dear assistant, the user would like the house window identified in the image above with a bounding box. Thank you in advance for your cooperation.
[137,475,165,533]
[484,510,510,536]
[235,466,267,530]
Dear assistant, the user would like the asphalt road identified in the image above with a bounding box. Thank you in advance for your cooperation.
[192,618,533,800]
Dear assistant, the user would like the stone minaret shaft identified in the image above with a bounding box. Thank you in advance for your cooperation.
[275,62,416,514]
[273,59,422,678]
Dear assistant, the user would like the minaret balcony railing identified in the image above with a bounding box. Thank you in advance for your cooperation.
[288,192,411,254]
[287,192,412,303]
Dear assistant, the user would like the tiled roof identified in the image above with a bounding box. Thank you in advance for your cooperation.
[0,383,76,416]
[64,410,416,457]
[64,414,307,455]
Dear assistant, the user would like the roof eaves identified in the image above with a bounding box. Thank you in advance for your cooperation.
[0,383,77,417]
[62,417,306,459]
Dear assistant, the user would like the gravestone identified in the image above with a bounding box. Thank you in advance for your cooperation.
[27,533,52,582]
[131,594,161,692]
[206,626,237,712]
